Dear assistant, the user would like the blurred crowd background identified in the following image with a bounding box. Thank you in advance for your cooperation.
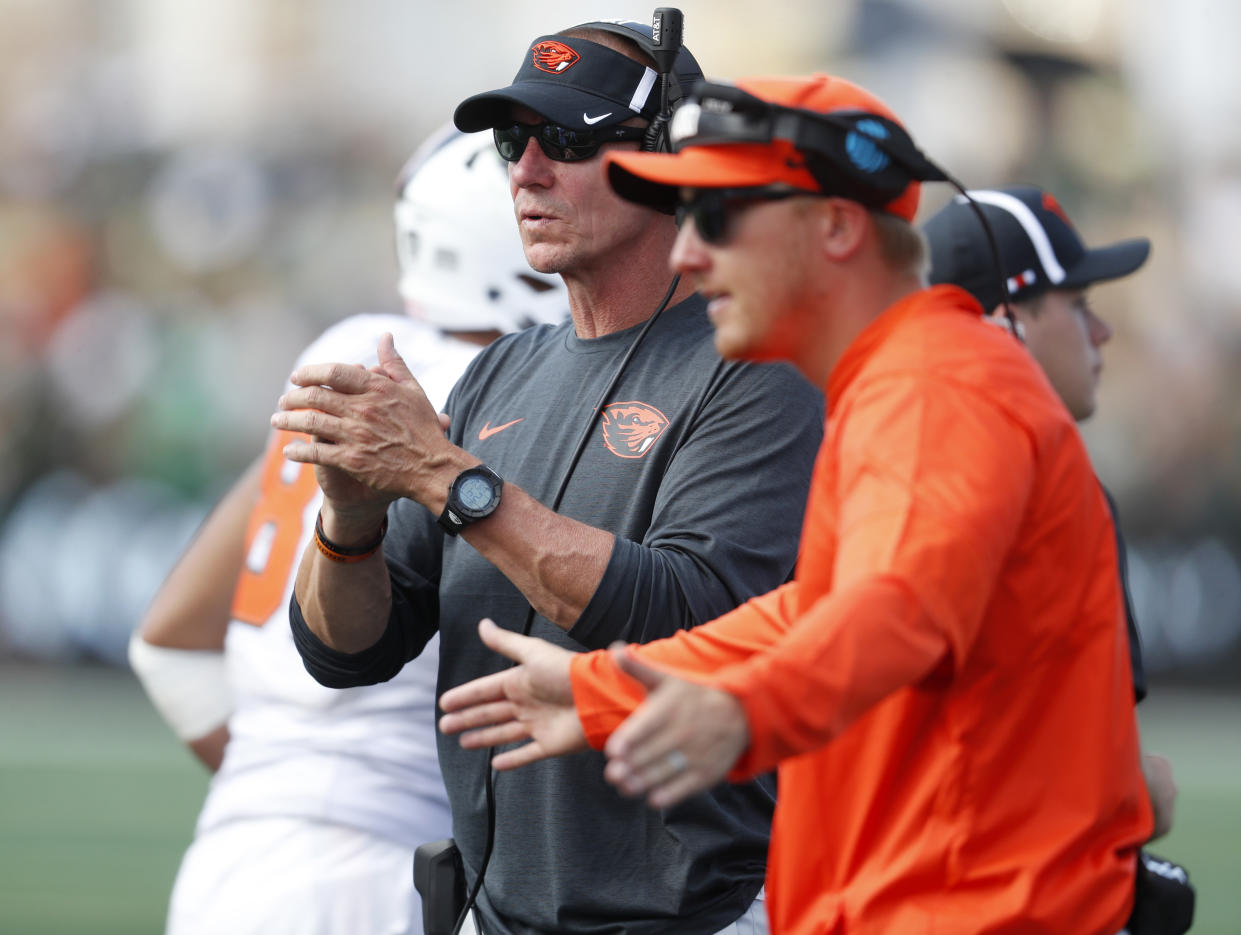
[2,0,1239,685]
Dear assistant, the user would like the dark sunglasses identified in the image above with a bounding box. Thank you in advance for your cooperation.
[494,122,646,163]
[675,187,808,245]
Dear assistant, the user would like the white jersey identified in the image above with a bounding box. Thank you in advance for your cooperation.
[195,314,480,848]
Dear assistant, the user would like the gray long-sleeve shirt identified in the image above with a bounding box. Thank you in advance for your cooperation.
[294,297,824,934]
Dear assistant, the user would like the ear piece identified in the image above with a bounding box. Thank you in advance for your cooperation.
[674,82,945,206]
[793,111,943,205]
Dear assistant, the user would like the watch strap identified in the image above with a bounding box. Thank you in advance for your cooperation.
[437,503,469,536]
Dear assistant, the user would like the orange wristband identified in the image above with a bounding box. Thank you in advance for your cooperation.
[313,512,388,564]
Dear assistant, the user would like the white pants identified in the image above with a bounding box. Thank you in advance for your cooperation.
[458,888,768,935]
[166,817,420,935]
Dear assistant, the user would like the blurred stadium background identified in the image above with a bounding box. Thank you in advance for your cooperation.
[1,0,1237,931]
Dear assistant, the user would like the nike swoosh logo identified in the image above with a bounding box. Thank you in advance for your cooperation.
[478,418,524,441]
[582,112,613,125]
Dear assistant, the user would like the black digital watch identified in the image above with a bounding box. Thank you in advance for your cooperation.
[437,465,504,536]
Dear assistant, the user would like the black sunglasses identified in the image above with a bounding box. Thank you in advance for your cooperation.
[494,122,646,163]
[675,187,809,245]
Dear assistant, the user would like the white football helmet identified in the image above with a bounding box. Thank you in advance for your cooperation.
[394,126,566,333]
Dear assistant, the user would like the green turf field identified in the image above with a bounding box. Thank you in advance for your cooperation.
[0,662,1237,933]
[1135,689,1241,934]
[0,663,209,934]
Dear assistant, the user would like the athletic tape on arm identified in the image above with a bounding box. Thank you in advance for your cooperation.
[128,632,235,741]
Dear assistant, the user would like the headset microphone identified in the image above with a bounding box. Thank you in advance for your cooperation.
[644,7,685,152]
[650,7,683,70]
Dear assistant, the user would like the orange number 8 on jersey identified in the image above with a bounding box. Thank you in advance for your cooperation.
[231,429,320,626]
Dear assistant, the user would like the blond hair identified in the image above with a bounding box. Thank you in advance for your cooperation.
[871,211,928,278]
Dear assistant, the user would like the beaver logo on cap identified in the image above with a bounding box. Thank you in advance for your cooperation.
[531,40,581,75]
[601,402,670,459]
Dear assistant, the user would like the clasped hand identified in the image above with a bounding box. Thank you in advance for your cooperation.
[271,333,456,515]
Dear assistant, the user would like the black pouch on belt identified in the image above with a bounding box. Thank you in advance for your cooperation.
[1124,850,1195,935]
[414,838,467,935]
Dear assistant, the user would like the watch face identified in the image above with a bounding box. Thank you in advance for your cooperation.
[457,473,498,513]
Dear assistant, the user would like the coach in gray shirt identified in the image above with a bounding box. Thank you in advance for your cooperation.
[277,20,822,935]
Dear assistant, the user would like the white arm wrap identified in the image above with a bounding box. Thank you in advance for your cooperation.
[127,632,235,742]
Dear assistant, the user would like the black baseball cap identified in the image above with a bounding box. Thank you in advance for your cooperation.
[924,185,1151,312]
[453,21,703,133]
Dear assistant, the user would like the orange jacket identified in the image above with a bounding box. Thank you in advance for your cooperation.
[571,286,1150,934]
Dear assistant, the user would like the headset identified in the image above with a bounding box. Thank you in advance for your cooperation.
[643,8,686,153]
[667,79,1022,335]
[585,8,693,155]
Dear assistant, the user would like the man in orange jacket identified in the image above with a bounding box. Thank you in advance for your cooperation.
[439,73,1152,934]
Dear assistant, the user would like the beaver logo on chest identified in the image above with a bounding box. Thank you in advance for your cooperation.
[600,402,670,459]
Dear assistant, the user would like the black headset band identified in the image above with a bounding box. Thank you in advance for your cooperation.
[669,82,949,203]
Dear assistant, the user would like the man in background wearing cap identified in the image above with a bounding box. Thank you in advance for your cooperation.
[923,184,1149,425]
[276,21,822,935]
[923,184,1180,842]
[439,73,1152,934]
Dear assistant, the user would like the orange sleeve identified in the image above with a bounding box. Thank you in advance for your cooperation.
[715,576,944,776]
[714,374,1040,775]
[570,581,799,749]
